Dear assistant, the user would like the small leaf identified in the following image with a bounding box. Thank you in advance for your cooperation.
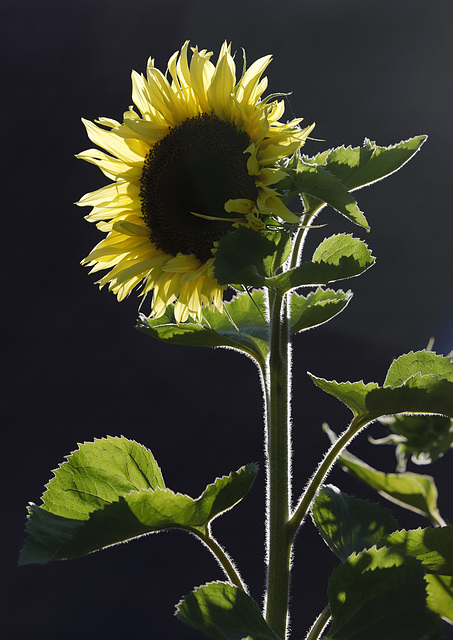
[378,526,453,576]
[280,161,369,229]
[337,448,443,525]
[176,581,280,640]
[304,136,427,194]
[137,289,269,366]
[290,288,353,334]
[375,414,453,471]
[269,234,374,292]
[311,485,398,562]
[326,546,443,640]
[310,349,453,423]
[19,436,258,565]
[426,574,453,625]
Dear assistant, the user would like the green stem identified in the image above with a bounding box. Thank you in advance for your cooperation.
[195,529,247,592]
[288,416,367,540]
[264,288,292,639]
[305,604,332,640]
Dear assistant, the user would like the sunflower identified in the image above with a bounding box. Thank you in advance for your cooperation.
[77,42,314,323]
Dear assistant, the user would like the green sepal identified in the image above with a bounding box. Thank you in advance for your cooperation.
[290,288,353,333]
[175,581,280,640]
[310,350,453,423]
[333,444,443,525]
[326,546,443,640]
[19,436,258,565]
[268,234,374,292]
[213,226,292,287]
[137,289,269,366]
[311,484,398,562]
[279,159,369,229]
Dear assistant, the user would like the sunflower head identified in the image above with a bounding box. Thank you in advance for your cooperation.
[76,42,315,323]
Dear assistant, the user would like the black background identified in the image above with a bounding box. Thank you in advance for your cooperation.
[3,1,453,638]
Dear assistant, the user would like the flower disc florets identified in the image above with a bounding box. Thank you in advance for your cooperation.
[140,114,258,263]
[76,41,315,322]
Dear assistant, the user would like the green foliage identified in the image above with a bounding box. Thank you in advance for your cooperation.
[176,582,280,640]
[284,135,426,225]
[374,414,453,471]
[377,527,453,576]
[426,575,453,625]
[278,160,369,229]
[137,289,269,366]
[19,437,258,565]
[336,446,443,525]
[311,485,398,562]
[310,350,453,423]
[213,227,292,287]
[326,547,443,640]
[269,234,374,292]
[290,288,352,334]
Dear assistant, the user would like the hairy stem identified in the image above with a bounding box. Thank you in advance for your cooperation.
[288,416,367,540]
[264,288,292,639]
[305,604,332,640]
[195,529,248,592]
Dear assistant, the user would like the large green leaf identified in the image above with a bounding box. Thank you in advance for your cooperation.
[269,234,374,292]
[311,485,398,562]
[310,350,453,423]
[176,581,280,640]
[290,288,353,334]
[137,289,270,366]
[302,135,426,198]
[326,546,443,640]
[19,437,258,565]
[377,527,453,576]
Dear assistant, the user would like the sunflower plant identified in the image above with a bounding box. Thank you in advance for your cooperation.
[20,43,453,640]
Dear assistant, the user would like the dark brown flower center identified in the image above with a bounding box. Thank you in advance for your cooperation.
[139,114,258,263]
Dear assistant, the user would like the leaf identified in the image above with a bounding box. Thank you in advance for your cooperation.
[337,448,443,525]
[290,288,353,334]
[310,350,453,423]
[137,289,269,366]
[279,160,369,229]
[176,581,280,640]
[41,435,166,519]
[311,485,398,562]
[375,414,453,471]
[19,436,258,565]
[426,574,453,625]
[213,227,291,288]
[326,546,443,640]
[126,463,259,535]
[378,527,453,576]
[269,234,374,292]
[304,136,427,194]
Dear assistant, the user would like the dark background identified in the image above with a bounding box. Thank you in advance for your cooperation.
[3,1,452,638]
